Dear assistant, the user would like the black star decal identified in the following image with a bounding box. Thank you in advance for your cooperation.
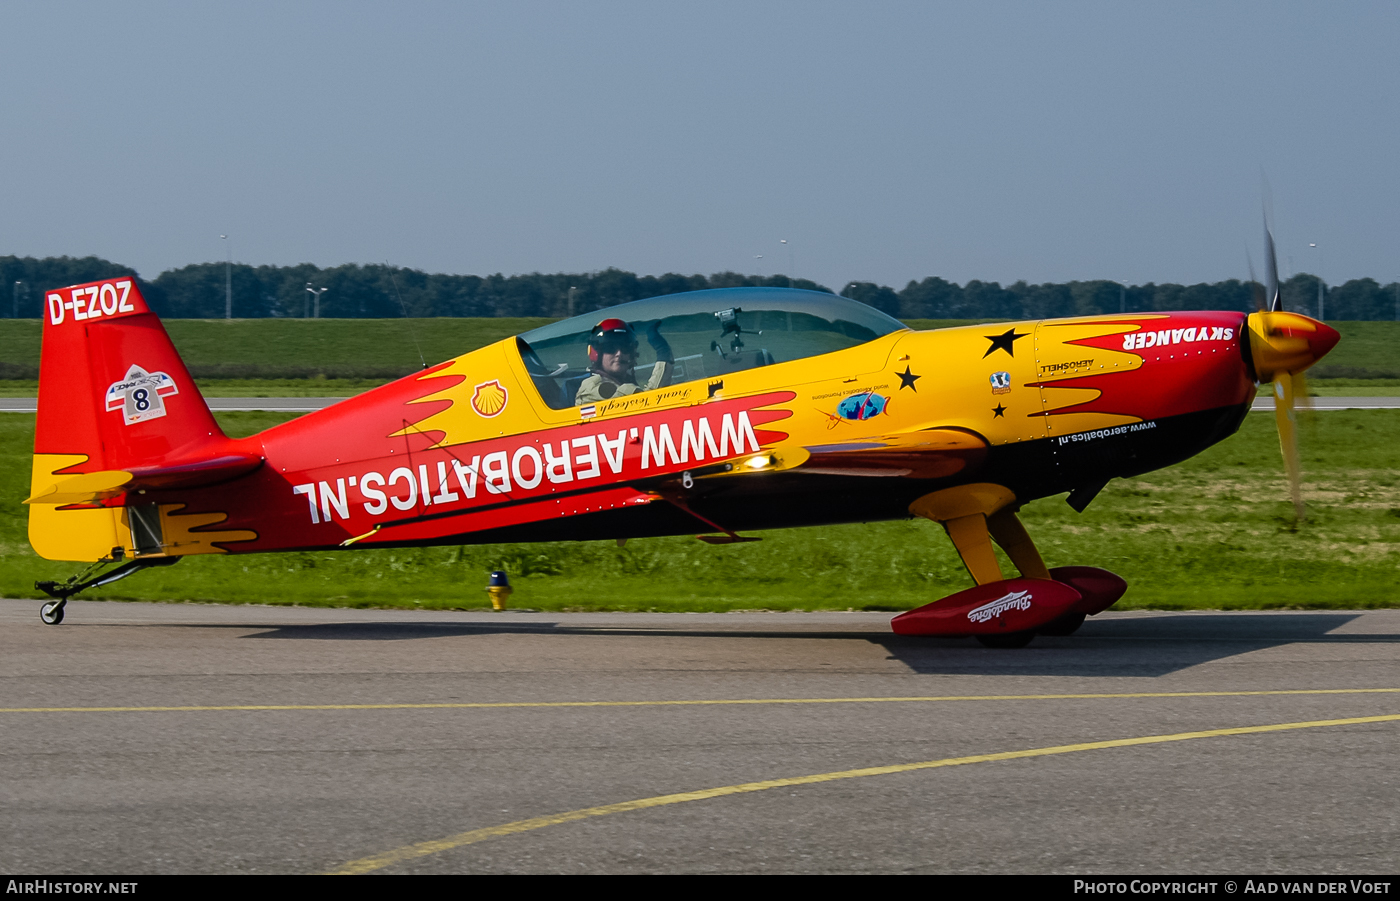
[896,366,921,392]
[991,403,1007,418]
[982,328,1028,358]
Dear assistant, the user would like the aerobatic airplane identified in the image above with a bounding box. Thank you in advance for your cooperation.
[25,259,1337,645]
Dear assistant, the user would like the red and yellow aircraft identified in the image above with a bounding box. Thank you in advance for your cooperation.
[26,271,1337,645]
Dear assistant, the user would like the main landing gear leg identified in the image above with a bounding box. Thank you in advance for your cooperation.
[35,556,182,625]
[985,511,1089,635]
[909,483,1058,648]
[909,483,1020,587]
[897,485,1124,643]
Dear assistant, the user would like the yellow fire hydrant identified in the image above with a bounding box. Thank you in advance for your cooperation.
[486,570,512,611]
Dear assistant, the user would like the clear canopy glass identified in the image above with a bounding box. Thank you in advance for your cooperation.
[516,287,906,409]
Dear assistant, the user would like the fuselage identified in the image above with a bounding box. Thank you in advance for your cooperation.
[148,308,1259,553]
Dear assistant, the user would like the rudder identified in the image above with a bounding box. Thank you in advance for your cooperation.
[29,277,235,561]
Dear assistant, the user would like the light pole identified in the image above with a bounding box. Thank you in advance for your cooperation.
[780,239,794,284]
[753,255,763,280]
[12,281,21,319]
[220,235,231,320]
[1309,243,1324,320]
[306,284,328,319]
[844,281,860,299]
[568,286,577,318]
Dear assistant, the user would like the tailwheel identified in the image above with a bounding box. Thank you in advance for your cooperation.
[34,555,182,625]
[1037,611,1087,636]
[975,630,1036,649]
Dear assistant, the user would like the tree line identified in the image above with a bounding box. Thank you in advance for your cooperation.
[3,255,1398,321]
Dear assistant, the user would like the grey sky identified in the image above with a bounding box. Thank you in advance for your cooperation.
[2,1,1396,292]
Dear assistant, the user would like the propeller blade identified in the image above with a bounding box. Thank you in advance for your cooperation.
[1265,226,1281,312]
[1246,248,1266,312]
[1293,370,1311,414]
[1248,192,1331,523]
[1271,373,1304,520]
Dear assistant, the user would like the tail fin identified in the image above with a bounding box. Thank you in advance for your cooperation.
[28,278,257,561]
[35,278,224,468]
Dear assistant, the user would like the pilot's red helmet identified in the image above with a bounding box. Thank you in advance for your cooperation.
[587,318,638,364]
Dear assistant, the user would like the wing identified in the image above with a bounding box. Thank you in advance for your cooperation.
[797,428,988,479]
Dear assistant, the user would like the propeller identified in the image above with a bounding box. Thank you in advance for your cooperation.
[1271,368,1304,519]
[1244,221,1339,520]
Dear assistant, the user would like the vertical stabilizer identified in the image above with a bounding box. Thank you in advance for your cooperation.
[30,278,229,560]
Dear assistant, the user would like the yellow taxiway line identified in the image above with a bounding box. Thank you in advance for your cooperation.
[328,712,1400,874]
[1,687,1397,715]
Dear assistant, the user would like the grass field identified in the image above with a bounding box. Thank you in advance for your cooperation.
[0,317,555,369]
[4,318,1398,396]
[1,409,1396,611]
[5,317,1400,371]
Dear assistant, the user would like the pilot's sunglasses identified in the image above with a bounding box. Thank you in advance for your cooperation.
[597,338,638,355]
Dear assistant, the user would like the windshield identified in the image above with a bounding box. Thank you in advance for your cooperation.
[517,288,905,410]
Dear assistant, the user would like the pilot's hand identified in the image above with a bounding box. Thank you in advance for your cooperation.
[646,321,673,362]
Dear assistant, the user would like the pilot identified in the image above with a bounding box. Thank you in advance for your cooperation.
[575,318,673,405]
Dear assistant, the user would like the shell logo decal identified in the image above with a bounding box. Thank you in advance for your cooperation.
[471,379,509,418]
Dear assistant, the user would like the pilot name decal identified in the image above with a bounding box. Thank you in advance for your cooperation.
[105,365,179,425]
[594,385,694,417]
[967,590,1033,623]
[1122,326,1233,351]
[291,391,795,525]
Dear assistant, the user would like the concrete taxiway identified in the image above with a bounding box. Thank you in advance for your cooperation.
[1,599,1396,874]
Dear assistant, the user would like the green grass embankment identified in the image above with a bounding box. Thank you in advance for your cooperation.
[5,319,1399,396]
[5,317,1396,372]
[2,410,1397,611]
[0,318,555,380]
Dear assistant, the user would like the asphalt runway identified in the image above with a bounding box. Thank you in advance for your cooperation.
[1,600,1397,875]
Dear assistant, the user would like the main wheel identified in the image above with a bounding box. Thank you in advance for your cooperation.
[975,630,1034,649]
[40,601,65,625]
[1037,611,1086,636]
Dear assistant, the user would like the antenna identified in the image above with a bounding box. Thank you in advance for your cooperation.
[387,263,427,370]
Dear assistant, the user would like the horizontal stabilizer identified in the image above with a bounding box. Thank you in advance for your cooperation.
[25,453,263,505]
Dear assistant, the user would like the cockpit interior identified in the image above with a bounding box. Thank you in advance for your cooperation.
[516,287,905,409]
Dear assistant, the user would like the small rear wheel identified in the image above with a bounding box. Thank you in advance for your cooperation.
[975,630,1034,649]
[40,601,65,625]
[1037,611,1087,636]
